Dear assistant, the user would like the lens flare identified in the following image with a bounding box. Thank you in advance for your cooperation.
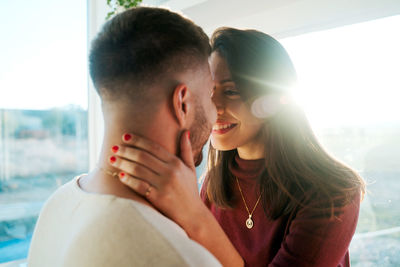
[251,94,290,119]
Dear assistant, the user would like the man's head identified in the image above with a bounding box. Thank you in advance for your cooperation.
[89,7,216,166]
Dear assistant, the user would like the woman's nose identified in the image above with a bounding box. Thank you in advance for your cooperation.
[212,91,225,115]
[216,105,224,115]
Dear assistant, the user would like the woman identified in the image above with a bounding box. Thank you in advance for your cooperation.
[109,28,365,266]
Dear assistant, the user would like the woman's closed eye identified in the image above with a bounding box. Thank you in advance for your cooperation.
[224,88,240,98]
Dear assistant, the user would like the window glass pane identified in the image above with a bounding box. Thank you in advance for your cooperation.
[0,0,87,263]
[281,15,400,266]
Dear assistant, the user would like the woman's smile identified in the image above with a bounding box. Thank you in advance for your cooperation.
[212,120,238,135]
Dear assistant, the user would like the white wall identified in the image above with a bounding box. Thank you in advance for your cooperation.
[180,0,400,38]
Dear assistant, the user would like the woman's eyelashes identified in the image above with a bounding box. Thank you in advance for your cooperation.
[223,87,240,98]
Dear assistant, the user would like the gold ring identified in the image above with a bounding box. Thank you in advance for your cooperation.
[145,186,152,197]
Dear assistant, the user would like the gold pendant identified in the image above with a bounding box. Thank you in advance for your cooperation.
[246,215,254,229]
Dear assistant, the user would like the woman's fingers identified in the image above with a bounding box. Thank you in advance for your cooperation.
[112,145,167,175]
[179,130,195,170]
[110,156,161,188]
[120,132,196,169]
[121,133,174,163]
[119,172,157,201]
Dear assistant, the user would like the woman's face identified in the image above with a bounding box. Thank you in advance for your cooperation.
[209,52,264,155]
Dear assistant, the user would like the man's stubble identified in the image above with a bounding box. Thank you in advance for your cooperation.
[189,101,212,166]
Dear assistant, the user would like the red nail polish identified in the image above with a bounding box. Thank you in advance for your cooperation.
[187,131,190,140]
[123,133,132,141]
[119,172,125,178]
[112,145,119,153]
[109,156,116,163]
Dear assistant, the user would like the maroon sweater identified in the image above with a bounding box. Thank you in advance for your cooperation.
[200,155,360,267]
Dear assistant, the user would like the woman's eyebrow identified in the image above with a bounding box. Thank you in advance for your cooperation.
[220,79,234,84]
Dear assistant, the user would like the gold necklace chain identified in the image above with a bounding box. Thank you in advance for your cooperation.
[98,166,119,178]
[235,177,262,229]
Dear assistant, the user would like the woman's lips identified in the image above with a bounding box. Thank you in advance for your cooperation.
[212,123,237,134]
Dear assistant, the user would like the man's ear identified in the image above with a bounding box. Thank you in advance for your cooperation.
[172,83,192,127]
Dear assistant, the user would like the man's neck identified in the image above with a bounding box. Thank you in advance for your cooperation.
[79,167,153,208]
[79,108,180,208]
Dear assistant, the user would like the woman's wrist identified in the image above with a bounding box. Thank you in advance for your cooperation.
[182,203,244,267]
[179,201,212,239]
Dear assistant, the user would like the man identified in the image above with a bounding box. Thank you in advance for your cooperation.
[28,7,220,266]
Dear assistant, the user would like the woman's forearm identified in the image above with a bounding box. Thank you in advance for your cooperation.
[184,204,244,267]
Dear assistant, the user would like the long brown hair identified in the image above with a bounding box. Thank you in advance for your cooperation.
[206,28,365,219]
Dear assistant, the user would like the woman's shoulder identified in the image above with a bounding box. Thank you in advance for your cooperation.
[296,188,361,220]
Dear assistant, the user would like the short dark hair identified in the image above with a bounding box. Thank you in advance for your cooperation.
[89,7,210,100]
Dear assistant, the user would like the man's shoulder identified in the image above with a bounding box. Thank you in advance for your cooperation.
[31,177,221,267]
[62,200,221,267]
[38,176,80,212]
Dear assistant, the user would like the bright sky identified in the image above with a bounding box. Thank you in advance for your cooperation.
[0,0,88,110]
[281,15,400,128]
[0,3,399,128]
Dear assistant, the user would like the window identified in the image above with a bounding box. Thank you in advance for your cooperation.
[281,15,400,266]
[0,0,88,263]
